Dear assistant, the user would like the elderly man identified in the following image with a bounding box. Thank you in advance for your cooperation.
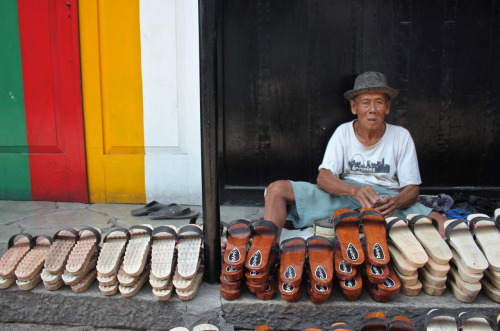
[264,71,447,236]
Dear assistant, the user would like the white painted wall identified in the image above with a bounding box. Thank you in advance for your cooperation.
[140,0,202,204]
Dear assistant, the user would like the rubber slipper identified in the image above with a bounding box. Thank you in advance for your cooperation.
[245,243,278,285]
[388,315,417,331]
[333,240,357,281]
[447,264,481,297]
[96,228,130,277]
[122,224,153,277]
[151,225,177,280]
[339,272,362,301]
[386,217,428,267]
[63,253,98,286]
[119,265,149,297]
[152,280,174,301]
[71,268,97,293]
[424,308,459,331]
[176,224,203,279]
[131,201,172,216]
[406,214,452,264]
[458,312,498,331]
[306,236,334,286]
[449,247,482,283]
[224,219,252,268]
[358,312,388,331]
[245,220,278,272]
[418,266,447,289]
[15,235,53,282]
[331,209,364,266]
[148,203,199,221]
[387,242,418,276]
[425,256,450,277]
[279,237,307,288]
[467,213,500,271]
[0,233,33,279]
[359,208,390,266]
[176,267,203,300]
[444,219,488,274]
[65,227,101,276]
[255,278,277,300]
[400,279,422,296]
[481,277,500,303]
[44,228,79,274]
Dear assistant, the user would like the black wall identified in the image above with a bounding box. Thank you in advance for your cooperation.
[217,0,500,204]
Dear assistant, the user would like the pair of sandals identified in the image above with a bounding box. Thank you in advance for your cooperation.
[131,201,199,222]
[359,312,417,331]
[425,309,499,331]
[220,219,278,301]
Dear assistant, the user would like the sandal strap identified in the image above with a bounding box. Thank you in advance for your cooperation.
[53,228,79,242]
[407,214,439,232]
[252,220,278,237]
[129,225,153,237]
[444,219,469,243]
[8,233,33,249]
[178,224,203,236]
[32,235,54,245]
[79,227,102,245]
[386,218,407,236]
[424,309,458,329]
[104,228,131,242]
[330,211,359,229]
[153,226,177,239]
[459,312,498,331]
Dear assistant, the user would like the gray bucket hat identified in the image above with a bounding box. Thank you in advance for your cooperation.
[344,71,398,100]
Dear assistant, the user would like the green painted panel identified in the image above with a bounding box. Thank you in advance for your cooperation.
[0,0,31,199]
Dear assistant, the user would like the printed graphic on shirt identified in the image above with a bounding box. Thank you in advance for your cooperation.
[349,154,390,173]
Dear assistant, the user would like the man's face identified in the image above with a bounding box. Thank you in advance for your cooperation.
[350,92,391,130]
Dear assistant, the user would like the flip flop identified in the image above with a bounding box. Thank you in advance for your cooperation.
[122,224,153,277]
[359,208,390,266]
[444,219,488,274]
[424,308,459,331]
[0,233,33,279]
[176,224,203,279]
[224,219,252,268]
[400,279,422,296]
[358,312,388,331]
[71,268,97,293]
[148,203,199,222]
[306,236,334,286]
[151,225,177,280]
[331,209,364,266]
[63,253,98,286]
[467,214,500,271]
[245,220,278,272]
[44,228,79,274]
[418,267,447,289]
[425,257,450,277]
[339,273,362,301]
[15,235,53,282]
[333,241,357,281]
[481,278,500,303]
[255,278,277,300]
[458,312,498,331]
[449,248,483,283]
[387,242,418,276]
[65,227,101,276]
[406,214,452,264]
[386,217,428,267]
[388,316,417,331]
[131,201,172,216]
[448,265,481,297]
[176,268,204,300]
[152,280,174,301]
[279,237,307,289]
[119,265,149,297]
[96,228,130,277]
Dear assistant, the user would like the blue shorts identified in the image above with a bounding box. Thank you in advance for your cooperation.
[286,180,432,228]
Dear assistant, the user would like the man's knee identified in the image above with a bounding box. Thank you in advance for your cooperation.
[265,180,294,201]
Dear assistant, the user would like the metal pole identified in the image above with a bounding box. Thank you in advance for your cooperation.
[199,0,221,283]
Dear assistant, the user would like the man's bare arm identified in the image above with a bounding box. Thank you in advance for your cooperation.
[374,184,420,216]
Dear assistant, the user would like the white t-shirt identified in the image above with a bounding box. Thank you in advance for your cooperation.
[318,120,422,193]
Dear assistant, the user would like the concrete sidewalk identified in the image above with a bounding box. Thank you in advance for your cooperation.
[1,201,499,330]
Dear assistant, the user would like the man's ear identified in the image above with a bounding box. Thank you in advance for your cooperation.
[385,99,391,115]
[350,99,357,115]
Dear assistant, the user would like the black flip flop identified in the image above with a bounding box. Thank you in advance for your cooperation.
[131,201,173,216]
[148,203,200,222]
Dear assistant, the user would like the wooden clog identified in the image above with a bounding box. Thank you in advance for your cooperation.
[279,277,302,302]
[458,312,497,330]
[15,235,53,281]
[333,242,357,280]
[467,214,500,271]
[359,208,390,266]
[245,220,278,273]
[65,227,101,276]
[406,214,452,264]
[220,286,241,301]
[375,265,401,297]
[306,236,334,286]
[358,312,388,331]
[365,283,390,303]
[220,263,244,282]
[152,280,174,301]
[96,228,130,277]
[279,237,306,288]
[255,278,277,300]
[0,233,33,279]
[448,264,481,296]
[388,315,417,331]
[331,209,364,266]
[386,217,428,267]
[424,308,458,331]
[364,252,389,284]
[400,279,422,296]
[393,267,418,286]
[44,228,78,274]
[421,278,446,296]
[418,267,447,289]
[387,242,418,276]
[122,225,153,277]
[224,219,252,268]
[449,248,483,283]
[481,278,500,303]
[245,244,278,285]
[151,225,177,280]
[425,257,450,277]
[70,268,97,293]
[176,268,204,301]
[339,273,362,301]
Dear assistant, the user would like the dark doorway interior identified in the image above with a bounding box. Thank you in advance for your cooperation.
[217,0,500,205]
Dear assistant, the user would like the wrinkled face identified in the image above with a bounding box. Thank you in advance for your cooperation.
[350,92,391,130]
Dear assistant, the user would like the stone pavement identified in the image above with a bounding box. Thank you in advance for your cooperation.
[1,201,499,330]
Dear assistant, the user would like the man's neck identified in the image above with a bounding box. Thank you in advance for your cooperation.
[353,120,386,146]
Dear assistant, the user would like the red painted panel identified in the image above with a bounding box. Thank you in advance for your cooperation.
[18,0,88,202]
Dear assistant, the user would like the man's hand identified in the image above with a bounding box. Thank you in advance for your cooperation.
[374,195,397,217]
[352,185,381,209]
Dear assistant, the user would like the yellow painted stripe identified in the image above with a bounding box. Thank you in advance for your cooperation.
[79,0,145,203]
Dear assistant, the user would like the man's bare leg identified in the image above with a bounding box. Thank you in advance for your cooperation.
[263,180,296,237]
[429,210,448,237]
